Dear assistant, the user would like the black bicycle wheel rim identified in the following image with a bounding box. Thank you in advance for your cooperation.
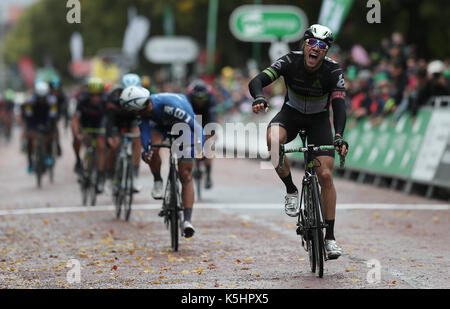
[124,161,133,221]
[312,179,324,278]
[114,159,124,219]
[169,167,179,251]
[89,153,98,206]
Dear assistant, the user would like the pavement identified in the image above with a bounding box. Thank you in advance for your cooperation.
[0,127,449,289]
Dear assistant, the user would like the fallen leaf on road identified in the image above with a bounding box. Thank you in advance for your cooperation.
[345,267,358,272]
[152,281,161,285]
[351,279,360,283]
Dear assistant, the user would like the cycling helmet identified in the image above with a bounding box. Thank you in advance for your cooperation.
[35,81,50,97]
[122,73,142,88]
[428,60,444,75]
[189,80,209,100]
[303,24,334,47]
[120,86,150,112]
[141,75,151,89]
[5,89,15,101]
[50,77,61,89]
[88,77,104,94]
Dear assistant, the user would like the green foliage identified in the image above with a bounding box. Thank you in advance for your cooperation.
[3,0,449,80]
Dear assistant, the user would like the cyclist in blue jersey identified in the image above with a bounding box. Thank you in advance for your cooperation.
[119,86,205,238]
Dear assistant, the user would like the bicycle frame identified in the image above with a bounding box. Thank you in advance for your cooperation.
[149,134,184,251]
[279,130,342,278]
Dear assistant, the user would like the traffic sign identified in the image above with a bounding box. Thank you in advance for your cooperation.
[144,36,199,64]
[229,5,308,42]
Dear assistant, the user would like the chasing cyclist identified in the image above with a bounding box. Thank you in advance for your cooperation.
[105,73,142,193]
[21,81,58,174]
[119,86,205,238]
[186,79,217,189]
[72,77,107,194]
[248,24,349,259]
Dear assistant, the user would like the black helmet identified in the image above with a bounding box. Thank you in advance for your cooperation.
[190,80,209,100]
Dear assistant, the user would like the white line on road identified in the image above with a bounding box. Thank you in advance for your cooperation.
[0,203,448,216]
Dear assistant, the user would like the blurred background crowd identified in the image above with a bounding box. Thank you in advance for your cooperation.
[0,0,449,136]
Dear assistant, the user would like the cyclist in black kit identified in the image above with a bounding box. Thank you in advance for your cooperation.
[186,80,217,189]
[249,24,349,259]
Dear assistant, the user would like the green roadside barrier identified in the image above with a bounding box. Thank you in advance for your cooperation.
[289,109,432,180]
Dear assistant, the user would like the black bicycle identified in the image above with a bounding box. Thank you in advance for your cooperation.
[79,128,103,206]
[113,131,140,221]
[193,158,203,201]
[279,130,345,278]
[34,127,47,188]
[147,134,184,251]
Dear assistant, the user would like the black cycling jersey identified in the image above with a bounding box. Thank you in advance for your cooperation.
[186,93,217,127]
[75,91,106,129]
[249,51,347,136]
[22,94,58,131]
[105,90,137,135]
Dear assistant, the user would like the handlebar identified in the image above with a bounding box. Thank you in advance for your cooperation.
[279,144,346,171]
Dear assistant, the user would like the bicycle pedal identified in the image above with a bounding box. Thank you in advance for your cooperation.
[158,209,167,217]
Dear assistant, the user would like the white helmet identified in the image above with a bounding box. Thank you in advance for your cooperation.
[35,81,50,97]
[427,60,444,75]
[119,86,150,112]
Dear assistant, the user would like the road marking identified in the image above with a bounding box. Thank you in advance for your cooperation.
[0,203,448,216]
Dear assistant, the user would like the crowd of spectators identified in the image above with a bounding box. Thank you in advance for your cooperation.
[203,31,450,127]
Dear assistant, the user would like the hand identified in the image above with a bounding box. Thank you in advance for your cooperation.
[252,96,269,114]
[141,149,153,164]
[334,135,349,157]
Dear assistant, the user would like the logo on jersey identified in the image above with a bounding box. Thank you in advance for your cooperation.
[271,59,285,71]
[312,80,322,88]
[336,74,345,88]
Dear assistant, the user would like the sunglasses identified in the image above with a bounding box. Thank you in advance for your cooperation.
[305,39,328,50]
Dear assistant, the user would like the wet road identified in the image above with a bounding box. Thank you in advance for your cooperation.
[0,128,449,289]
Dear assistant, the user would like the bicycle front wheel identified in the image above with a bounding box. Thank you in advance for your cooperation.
[311,178,324,278]
[113,158,124,219]
[168,167,179,251]
[123,159,134,221]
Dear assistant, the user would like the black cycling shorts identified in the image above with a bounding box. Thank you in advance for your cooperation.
[268,104,334,158]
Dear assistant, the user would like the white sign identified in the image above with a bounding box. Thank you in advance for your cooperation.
[269,41,290,62]
[411,109,450,181]
[144,36,199,64]
[122,14,150,61]
[70,32,83,62]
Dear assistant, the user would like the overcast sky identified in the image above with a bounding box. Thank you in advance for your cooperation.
[1,0,39,20]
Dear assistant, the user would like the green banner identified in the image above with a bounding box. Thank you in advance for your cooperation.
[288,109,432,179]
[318,0,354,38]
[344,110,431,178]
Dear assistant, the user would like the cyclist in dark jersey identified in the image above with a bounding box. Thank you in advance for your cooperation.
[249,24,349,260]
[186,79,217,189]
[49,77,67,156]
[22,81,58,174]
[72,77,107,193]
[104,74,142,193]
